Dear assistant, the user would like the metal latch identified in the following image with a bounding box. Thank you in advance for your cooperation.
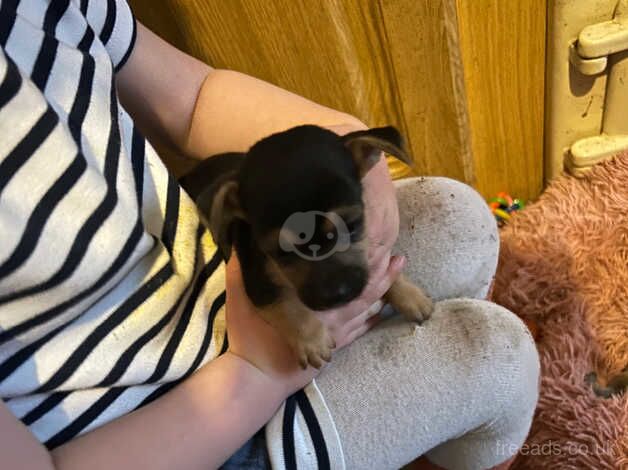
[569,16,628,75]
[567,1,628,175]
[567,135,628,176]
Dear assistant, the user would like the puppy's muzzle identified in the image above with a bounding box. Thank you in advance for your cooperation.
[299,265,368,311]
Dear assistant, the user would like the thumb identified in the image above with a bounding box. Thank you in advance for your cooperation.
[370,255,406,301]
[388,254,406,278]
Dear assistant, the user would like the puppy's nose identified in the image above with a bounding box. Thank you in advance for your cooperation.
[334,283,352,301]
[316,280,361,308]
[301,267,368,310]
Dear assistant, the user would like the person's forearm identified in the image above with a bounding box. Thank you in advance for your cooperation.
[183,69,366,159]
[50,353,285,470]
[116,23,365,160]
[115,22,211,156]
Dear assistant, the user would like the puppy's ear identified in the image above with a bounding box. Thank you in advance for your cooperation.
[342,126,413,178]
[196,179,245,261]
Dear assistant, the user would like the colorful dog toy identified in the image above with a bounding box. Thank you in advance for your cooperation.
[489,192,525,226]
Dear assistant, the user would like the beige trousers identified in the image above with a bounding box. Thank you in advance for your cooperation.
[315,177,540,470]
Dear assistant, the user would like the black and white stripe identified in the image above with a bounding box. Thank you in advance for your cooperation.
[270,385,342,470]
[1,2,346,467]
[283,391,331,470]
[0,0,225,450]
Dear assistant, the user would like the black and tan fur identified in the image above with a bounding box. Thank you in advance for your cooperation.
[180,125,433,368]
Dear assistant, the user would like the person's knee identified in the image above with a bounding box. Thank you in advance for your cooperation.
[428,299,539,405]
[393,177,499,300]
[471,300,540,431]
[424,300,540,469]
[488,306,540,461]
[315,299,539,470]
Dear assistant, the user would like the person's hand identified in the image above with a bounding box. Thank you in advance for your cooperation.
[325,123,401,271]
[225,252,405,395]
[226,120,403,395]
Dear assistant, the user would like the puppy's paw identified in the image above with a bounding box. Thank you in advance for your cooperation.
[395,289,434,323]
[385,276,434,324]
[290,322,335,370]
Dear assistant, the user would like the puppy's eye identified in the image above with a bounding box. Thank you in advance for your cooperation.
[326,232,334,240]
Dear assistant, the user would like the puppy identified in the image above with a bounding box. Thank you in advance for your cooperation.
[180,125,433,368]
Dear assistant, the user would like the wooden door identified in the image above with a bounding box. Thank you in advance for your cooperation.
[129,0,545,201]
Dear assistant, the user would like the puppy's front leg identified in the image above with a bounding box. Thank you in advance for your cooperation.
[257,300,336,369]
[384,274,433,323]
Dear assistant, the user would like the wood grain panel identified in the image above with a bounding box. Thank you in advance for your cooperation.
[130,1,393,126]
[379,0,473,181]
[129,0,473,182]
[456,0,546,201]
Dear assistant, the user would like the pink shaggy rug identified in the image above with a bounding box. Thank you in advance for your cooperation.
[490,154,628,469]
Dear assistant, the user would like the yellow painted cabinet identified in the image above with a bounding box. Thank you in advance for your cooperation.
[130,0,545,201]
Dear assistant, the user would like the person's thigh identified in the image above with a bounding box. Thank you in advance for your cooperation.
[316,299,540,470]
[313,178,538,469]
[393,176,499,300]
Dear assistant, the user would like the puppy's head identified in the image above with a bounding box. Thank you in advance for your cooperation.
[203,125,412,310]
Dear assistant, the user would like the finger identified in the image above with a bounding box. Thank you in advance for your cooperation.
[342,299,384,331]
[341,313,383,347]
[390,254,406,274]
[368,254,406,301]
[367,244,388,271]
[366,312,383,329]
[367,300,384,318]
[332,279,384,324]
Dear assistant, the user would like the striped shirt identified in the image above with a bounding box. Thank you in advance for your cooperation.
[0,1,344,468]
